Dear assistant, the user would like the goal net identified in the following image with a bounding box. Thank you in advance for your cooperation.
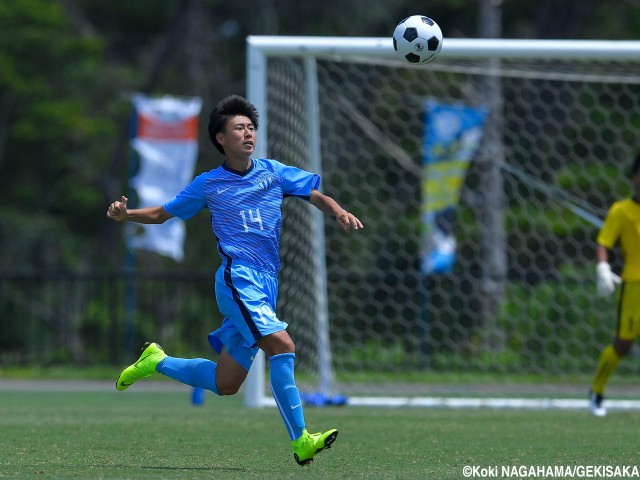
[244,36,640,409]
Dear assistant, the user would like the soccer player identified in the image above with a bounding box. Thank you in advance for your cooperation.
[589,153,640,417]
[107,95,363,464]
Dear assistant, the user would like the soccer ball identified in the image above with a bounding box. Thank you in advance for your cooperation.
[392,15,443,64]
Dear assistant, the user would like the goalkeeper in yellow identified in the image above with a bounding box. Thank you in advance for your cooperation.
[589,153,640,416]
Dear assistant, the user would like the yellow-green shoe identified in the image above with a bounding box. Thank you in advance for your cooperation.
[116,342,167,391]
[292,428,338,466]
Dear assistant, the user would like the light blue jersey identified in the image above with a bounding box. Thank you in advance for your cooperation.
[154,157,322,442]
[162,158,320,363]
[163,158,320,273]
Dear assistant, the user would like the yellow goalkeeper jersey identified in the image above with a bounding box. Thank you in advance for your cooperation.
[597,198,640,282]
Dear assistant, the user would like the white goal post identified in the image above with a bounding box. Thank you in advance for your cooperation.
[244,36,640,409]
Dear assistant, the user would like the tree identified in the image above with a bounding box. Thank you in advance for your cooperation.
[0,0,114,269]
[1,0,639,272]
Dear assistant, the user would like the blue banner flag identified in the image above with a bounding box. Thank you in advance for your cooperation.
[422,100,488,274]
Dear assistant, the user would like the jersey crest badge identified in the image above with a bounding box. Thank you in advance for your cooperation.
[257,174,274,191]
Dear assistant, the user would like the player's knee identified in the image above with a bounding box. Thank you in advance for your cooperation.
[613,339,633,357]
[218,386,240,396]
[276,336,295,353]
[216,380,241,396]
[259,332,295,356]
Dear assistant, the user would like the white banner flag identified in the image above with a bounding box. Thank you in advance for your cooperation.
[127,94,202,261]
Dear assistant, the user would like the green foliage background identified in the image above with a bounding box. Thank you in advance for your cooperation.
[1,0,640,273]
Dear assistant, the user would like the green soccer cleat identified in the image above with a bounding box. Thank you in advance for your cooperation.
[292,428,338,466]
[116,342,167,391]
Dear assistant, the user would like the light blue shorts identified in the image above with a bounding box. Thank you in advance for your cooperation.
[208,260,287,371]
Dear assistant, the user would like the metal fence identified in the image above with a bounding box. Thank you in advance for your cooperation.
[0,271,220,366]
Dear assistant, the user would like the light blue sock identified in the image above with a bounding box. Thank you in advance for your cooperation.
[269,352,305,441]
[156,357,220,395]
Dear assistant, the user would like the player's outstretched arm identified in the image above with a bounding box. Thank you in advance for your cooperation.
[310,189,363,233]
[107,195,173,224]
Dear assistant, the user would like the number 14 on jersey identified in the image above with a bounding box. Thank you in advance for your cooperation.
[239,209,263,232]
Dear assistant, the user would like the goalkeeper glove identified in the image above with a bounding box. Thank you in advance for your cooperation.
[596,261,621,297]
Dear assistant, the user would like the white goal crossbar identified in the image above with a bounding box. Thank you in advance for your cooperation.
[248,36,640,60]
[243,36,640,410]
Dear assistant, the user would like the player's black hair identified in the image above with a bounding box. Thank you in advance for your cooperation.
[208,95,259,154]
[633,152,640,176]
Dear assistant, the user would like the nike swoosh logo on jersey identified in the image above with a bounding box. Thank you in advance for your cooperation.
[291,403,301,409]
[217,187,231,194]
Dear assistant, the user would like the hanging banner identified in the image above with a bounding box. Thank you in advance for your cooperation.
[127,94,202,261]
[421,100,488,275]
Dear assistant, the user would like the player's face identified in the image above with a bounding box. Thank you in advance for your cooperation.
[217,115,256,158]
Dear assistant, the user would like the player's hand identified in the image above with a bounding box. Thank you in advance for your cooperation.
[596,261,621,297]
[107,196,129,222]
[335,210,363,233]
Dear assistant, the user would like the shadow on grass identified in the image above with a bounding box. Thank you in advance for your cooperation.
[141,466,246,472]
[85,464,247,473]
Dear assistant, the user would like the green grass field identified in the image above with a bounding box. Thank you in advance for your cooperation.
[1,385,638,479]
